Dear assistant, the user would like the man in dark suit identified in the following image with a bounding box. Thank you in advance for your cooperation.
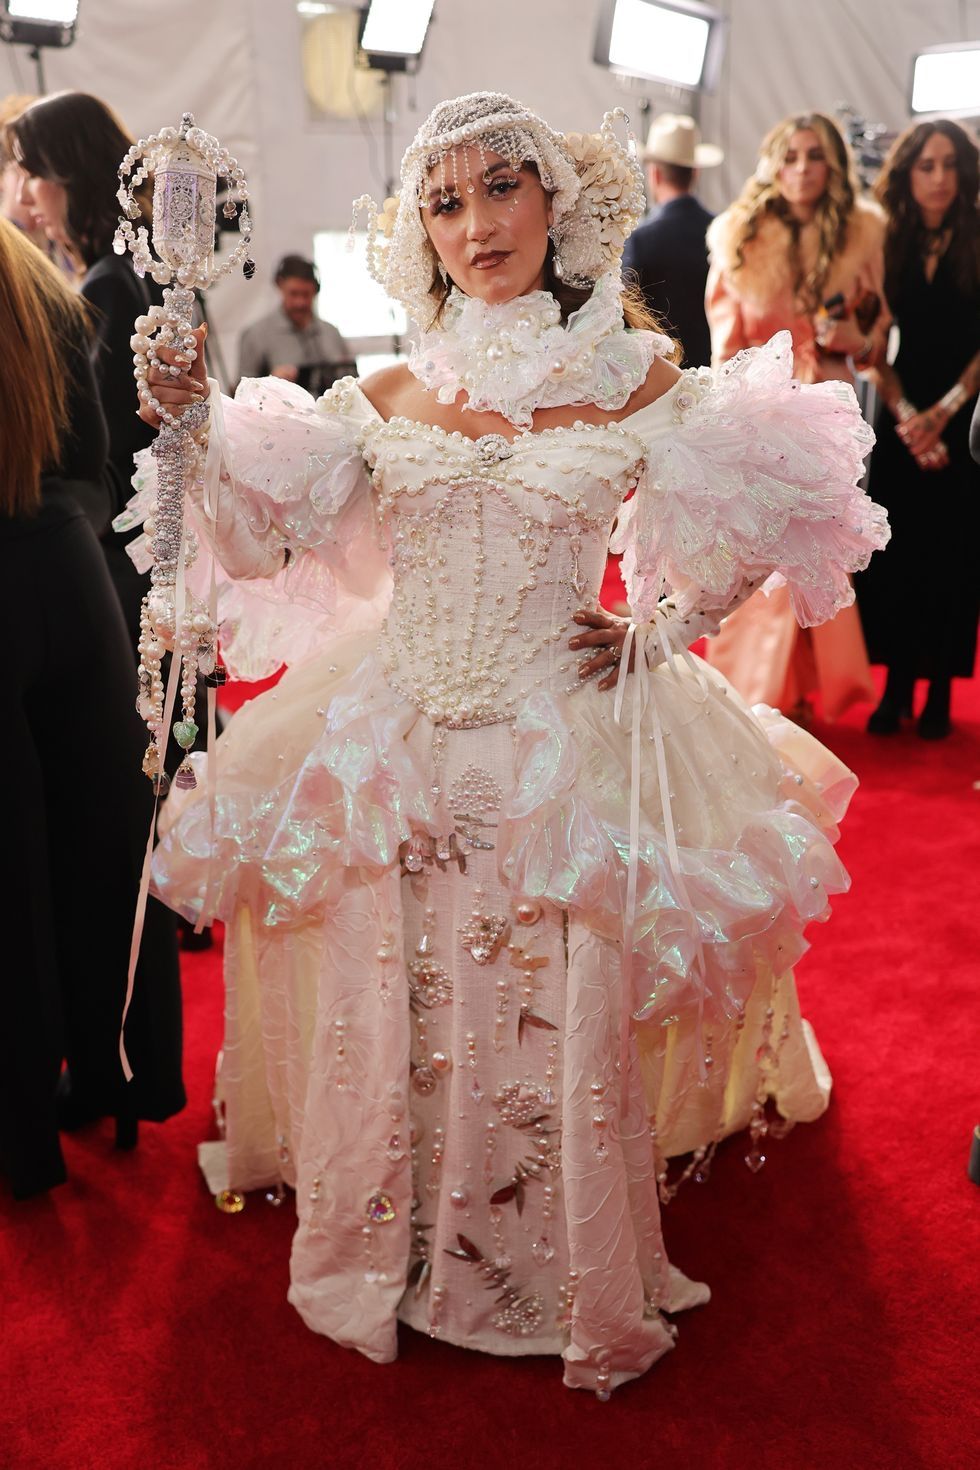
[622,114,724,368]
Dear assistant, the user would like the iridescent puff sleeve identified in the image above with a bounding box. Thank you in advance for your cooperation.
[119,375,390,679]
[611,331,889,627]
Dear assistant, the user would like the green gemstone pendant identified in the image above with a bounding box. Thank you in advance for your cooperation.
[173,719,199,750]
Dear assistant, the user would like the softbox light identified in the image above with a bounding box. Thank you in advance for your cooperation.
[910,42,980,118]
[359,0,434,73]
[0,0,79,49]
[593,0,725,92]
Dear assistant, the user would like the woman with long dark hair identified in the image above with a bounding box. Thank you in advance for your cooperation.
[857,120,980,738]
[0,219,184,1198]
[7,91,161,647]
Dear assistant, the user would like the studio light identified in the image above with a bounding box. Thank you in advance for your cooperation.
[593,0,725,92]
[359,0,434,72]
[0,0,79,50]
[910,42,980,118]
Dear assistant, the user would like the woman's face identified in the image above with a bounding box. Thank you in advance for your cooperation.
[421,147,553,305]
[909,130,959,227]
[16,171,69,248]
[776,129,830,216]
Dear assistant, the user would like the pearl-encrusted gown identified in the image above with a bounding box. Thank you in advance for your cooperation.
[143,332,886,1394]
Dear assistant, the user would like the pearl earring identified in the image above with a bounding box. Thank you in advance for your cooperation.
[548,226,565,280]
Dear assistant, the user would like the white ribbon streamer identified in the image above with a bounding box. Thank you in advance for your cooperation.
[613,607,712,1106]
[120,431,193,1080]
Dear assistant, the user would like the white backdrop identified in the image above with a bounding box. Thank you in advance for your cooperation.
[1,0,977,378]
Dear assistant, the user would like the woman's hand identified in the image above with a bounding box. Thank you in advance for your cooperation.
[569,607,635,692]
[913,439,950,472]
[896,403,947,459]
[137,324,209,429]
[813,315,868,357]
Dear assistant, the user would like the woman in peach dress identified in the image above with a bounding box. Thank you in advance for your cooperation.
[705,113,888,720]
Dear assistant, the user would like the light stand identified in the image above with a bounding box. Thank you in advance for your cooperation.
[356,1,436,354]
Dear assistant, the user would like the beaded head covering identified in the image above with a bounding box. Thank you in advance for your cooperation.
[352,91,647,327]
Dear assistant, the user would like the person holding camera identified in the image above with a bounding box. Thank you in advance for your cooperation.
[237,254,353,394]
[703,113,888,722]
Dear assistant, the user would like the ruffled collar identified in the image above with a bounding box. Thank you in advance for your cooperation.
[408,272,667,429]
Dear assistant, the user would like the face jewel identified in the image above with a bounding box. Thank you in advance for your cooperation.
[366,1191,397,1224]
[460,914,510,965]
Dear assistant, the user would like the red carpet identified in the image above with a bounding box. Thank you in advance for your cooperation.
[3,647,979,1469]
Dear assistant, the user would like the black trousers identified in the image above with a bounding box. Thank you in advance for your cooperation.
[0,492,185,1198]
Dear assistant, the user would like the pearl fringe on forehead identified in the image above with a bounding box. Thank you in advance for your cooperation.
[349,91,647,328]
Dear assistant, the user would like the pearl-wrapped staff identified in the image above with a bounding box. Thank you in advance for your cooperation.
[114,112,254,793]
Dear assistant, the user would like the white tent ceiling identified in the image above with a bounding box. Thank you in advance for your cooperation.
[1,0,977,375]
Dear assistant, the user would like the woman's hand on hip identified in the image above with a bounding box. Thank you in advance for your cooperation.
[569,607,635,692]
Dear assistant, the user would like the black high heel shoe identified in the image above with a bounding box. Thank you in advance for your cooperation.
[917,678,952,740]
[57,1073,139,1150]
[114,1113,139,1150]
[868,669,914,735]
[867,696,902,734]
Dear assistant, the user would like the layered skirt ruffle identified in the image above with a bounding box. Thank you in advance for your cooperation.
[155,631,851,1159]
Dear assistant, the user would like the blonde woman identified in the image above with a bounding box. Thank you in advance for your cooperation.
[704,114,887,720]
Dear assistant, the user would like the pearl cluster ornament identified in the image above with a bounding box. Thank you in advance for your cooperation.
[115,114,254,429]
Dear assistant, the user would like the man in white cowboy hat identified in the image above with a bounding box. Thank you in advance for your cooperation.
[622,113,723,367]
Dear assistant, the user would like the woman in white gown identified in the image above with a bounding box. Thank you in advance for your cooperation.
[131,94,888,1396]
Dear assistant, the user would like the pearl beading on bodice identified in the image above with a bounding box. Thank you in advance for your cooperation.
[359,416,646,728]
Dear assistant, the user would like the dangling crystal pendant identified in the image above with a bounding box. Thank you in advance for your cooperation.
[174,758,197,791]
[459,915,511,966]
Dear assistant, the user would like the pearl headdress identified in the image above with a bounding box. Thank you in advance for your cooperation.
[351,91,647,327]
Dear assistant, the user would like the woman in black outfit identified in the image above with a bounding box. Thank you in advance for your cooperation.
[857,120,980,739]
[8,91,163,649]
[0,220,184,1199]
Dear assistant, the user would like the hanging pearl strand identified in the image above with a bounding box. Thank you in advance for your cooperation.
[115,114,254,792]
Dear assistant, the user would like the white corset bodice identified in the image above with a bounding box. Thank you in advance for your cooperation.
[359,417,647,727]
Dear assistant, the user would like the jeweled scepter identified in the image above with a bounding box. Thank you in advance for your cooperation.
[114,113,254,794]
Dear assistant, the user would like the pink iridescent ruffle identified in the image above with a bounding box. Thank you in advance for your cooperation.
[115,376,390,682]
[612,330,889,624]
[498,667,852,1029]
[153,646,434,928]
[154,637,855,1033]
